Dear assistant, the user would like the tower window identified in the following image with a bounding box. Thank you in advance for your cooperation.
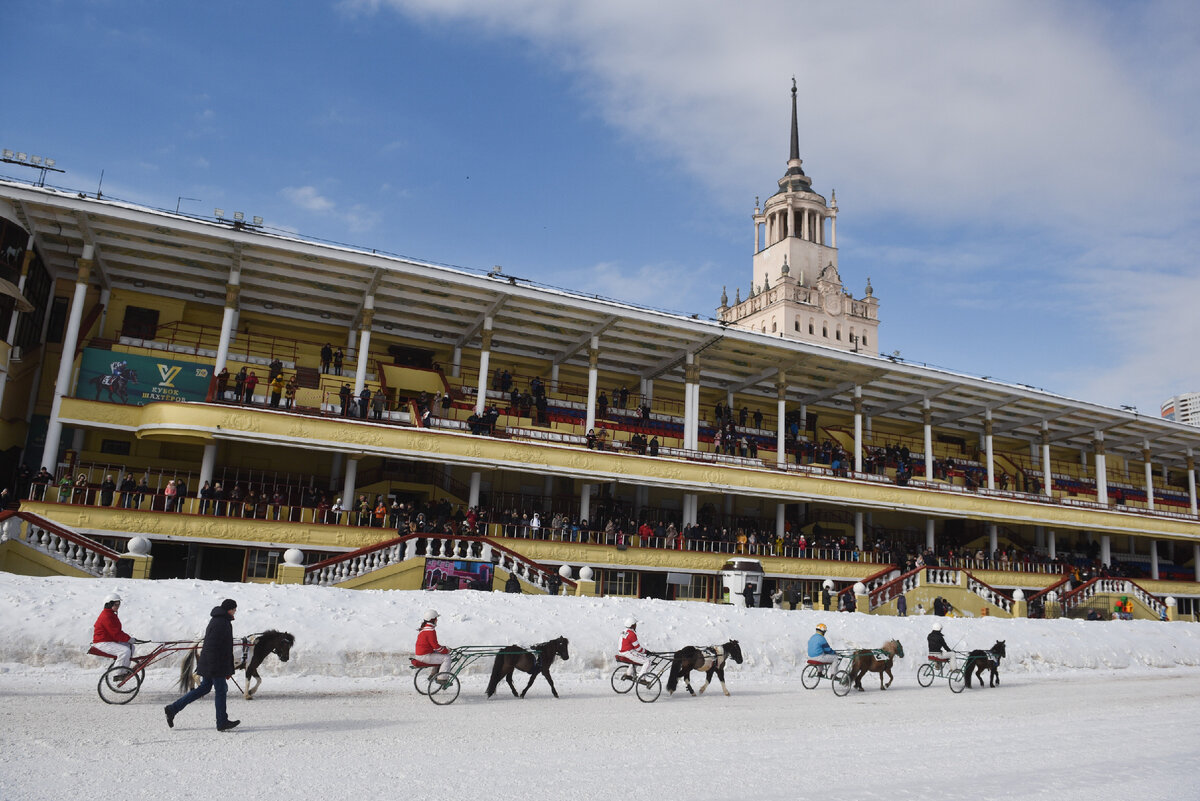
[822,325,828,338]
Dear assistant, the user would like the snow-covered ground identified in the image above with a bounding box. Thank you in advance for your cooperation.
[2,574,1199,800]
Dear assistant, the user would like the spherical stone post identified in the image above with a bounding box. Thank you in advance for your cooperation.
[276,548,306,584]
[853,581,869,614]
[575,565,597,597]
[123,536,154,579]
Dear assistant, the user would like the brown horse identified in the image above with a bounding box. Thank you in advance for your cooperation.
[848,639,904,691]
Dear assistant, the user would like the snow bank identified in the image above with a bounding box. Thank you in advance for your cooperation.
[3,573,1198,679]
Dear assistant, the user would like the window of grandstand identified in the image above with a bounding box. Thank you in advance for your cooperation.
[670,573,714,601]
[45,296,69,343]
[120,306,159,340]
[246,549,280,580]
[100,439,131,456]
[599,568,637,597]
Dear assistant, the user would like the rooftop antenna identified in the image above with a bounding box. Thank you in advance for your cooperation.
[96,169,105,199]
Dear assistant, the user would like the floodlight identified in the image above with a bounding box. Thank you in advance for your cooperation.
[45,159,55,168]
[233,211,244,221]
[214,208,224,219]
[252,216,263,225]
[30,155,42,165]
[2,149,11,159]
[15,152,26,161]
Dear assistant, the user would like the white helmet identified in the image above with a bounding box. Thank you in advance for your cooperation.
[104,593,122,604]
[932,621,943,631]
[623,617,637,628]
[423,609,439,622]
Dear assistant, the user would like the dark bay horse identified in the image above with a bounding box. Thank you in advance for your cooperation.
[486,636,570,698]
[179,630,295,700]
[964,640,1006,688]
[848,639,904,691]
[666,639,743,696]
[90,369,138,404]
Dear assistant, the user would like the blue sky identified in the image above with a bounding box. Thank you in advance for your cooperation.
[5,0,1199,418]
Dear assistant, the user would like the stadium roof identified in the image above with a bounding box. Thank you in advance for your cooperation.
[5,178,1200,468]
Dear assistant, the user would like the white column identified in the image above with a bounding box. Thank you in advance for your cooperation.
[925,519,935,551]
[853,386,863,473]
[468,471,481,509]
[42,245,94,470]
[199,444,217,487]
[1194,543,1200,583]
[579,483,591,525]
[854,512,863,549]
[352,296,374,399]
[776,503,786,538]
[341,457,358,513]
[452,346,462,379]
[988,524,998,555]
[800,207,809,240]
[1143,446,1155,511]
[799,403,807,434]
[830,207,838,248]
[984,411,995,489]
[1100,534,1111,567]
[776,374,787,468]
[584,336,599,432]
[1150,540,1159,580]
[923,400,933,480]
[641,377,653,403]
[1094,432,1108,505]
[1041,426,1053,497]
[1047,530,1057,560]
[683,353,699,450]
[1188,451,1197,516]
[551,363,560,394]
[475,318,494,416]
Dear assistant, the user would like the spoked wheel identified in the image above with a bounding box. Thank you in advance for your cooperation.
[611,666,636,694]
[831,670,852,697]
[917,664,935,688]
[98,665,144,704]
[948,669,966,694]
[800,664,823,690]
[413,666,431,695]
[427,671,460,705]
[635,674,662,703]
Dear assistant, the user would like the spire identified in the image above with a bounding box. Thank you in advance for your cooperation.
[790,77,800,164]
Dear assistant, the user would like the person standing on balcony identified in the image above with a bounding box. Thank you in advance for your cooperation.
[163,480,177,512]
[372,389,385,420]
[338,383,352,417]
[243,371,258,404]
[320,343,333,374]
[268,357,283,384]
[234,367,247,402]
[269,373,284,408]
[175,478,188,513]
[333,347,343,376]
[119,473,137,508]
[216,367,230,400]
[99,474,116,507]
[284,375,297,410]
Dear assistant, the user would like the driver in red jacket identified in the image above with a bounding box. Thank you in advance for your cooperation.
[92,593,135,669]
[617,617,650,681]
[415,609,453,674]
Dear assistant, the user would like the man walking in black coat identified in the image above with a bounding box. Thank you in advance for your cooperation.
[165,599,241,732]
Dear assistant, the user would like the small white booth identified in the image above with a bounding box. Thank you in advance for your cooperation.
[720,558,765,607]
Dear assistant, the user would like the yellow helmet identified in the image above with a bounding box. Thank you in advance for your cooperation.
[815,623,828,634]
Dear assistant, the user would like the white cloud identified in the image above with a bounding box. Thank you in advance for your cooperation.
[281,185,336,213]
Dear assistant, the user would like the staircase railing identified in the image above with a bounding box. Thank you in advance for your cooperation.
[0,510,121,577]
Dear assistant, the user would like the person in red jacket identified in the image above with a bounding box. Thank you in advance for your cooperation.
[92,593,135,669]
[414,609,453,674]
[616,617,650,681]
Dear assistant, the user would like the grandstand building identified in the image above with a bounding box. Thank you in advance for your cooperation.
[1,86,1198,620]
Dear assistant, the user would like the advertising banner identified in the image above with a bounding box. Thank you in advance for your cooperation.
[422,558,493,591]
[78,348,212,405]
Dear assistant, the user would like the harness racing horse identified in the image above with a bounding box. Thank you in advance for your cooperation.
[666,639,743,696]
[179,630,295,700]
[485,636,570,699]
[90,368,139,404]
[848,639,904,692]
[964,640,1006,689]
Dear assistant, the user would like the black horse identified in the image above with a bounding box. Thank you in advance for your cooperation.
[485,636,570,699]
[666,639,743,696]
[964,640,1006,688]
[90,368,139,404]
[179,630,295,700]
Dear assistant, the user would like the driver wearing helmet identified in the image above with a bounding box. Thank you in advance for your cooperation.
[807,623,837,674]
[414,610,452,674]
[92,593,135,669]
[927,621,952,662]
[617,618,650,681]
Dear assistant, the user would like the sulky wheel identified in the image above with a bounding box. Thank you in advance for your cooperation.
[611,666,636,694]
[800,664,823,690]
[831,669,852,697]
[917,664,935,688]
[948,669,966,694]
[98,665,144,705]
[413,666,432,695]
[427,671,461,705]
[635,674,662,703]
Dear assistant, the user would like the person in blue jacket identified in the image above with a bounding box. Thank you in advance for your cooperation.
[807,623,838,674]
